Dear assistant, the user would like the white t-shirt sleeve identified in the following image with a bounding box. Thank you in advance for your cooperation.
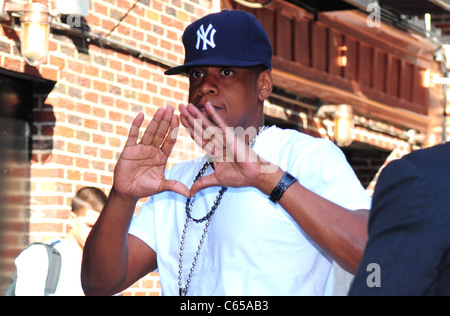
[297,139,372,211]
[254,127,371,212]
[14,244,49,296]
[128,197,157,253]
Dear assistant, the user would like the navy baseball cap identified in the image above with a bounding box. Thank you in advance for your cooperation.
[165,10,273,75]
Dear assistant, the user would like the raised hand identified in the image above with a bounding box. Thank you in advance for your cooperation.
[179,102,278,196]
[113,106,190,200]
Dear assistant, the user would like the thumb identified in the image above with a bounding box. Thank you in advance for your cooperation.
[190,174,220,196]
[161,180,191,198]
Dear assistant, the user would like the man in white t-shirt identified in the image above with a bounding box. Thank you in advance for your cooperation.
[13,187,106,296]
[81,10,371,296]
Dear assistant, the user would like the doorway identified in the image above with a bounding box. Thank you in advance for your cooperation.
[0,69,55,293]
[341,142,392,189]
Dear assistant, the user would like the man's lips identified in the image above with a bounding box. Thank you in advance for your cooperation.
[196,104,223,115]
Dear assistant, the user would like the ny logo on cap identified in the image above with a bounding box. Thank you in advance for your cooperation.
[196,24,216,51]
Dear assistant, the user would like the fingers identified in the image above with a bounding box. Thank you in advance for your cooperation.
[179,103,216,136]
[189,174,220,197]
[126,106,180,158]
[139,107,165,146]
[160,114,180,157]
[180,103,225,153]
[180,105,204,149]
[161,180,191,198]
[152,106,175,148]
[125,112,145,147]
[204,102,227,129]
[140,106,175,147]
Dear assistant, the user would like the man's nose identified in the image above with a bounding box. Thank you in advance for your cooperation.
[197,73,218,96]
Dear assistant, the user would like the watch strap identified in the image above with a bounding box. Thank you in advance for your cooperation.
[269,172,297,204]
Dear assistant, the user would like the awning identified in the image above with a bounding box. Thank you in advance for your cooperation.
[287,0,450,14]
[285,0,358,12]
[379,0,450,15]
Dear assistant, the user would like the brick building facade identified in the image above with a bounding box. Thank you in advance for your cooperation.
[0,0,447,295]
[0,0,212,296]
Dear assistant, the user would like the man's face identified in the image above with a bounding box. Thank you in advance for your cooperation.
[187,66,270,129]
[71,208,100,249]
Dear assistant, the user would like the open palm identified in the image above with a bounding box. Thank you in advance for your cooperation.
[179,102,275,196]
[113,107,190,200]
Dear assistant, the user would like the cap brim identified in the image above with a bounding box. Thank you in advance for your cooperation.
[164,58,267,75]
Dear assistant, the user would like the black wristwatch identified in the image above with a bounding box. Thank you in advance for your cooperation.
[269,172,298,204]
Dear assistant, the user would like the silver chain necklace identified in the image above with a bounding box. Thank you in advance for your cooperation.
[178,126,268,296]
[178,161,226,296]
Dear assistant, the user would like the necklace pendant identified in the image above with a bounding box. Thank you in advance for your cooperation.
[179,287,187,296]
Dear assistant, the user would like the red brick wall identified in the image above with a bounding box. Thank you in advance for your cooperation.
[0,0,214,295]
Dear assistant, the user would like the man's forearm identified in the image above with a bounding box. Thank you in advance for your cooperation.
[81,189,138,296]
[255,166,369,274]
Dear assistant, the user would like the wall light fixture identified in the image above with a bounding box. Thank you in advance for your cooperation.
[0,1,51,66]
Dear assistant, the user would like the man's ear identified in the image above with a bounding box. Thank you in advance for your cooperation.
[258,70,273,101]
[68,211,77,228]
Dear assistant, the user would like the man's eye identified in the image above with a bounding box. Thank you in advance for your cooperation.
[221,69,234,76]
[190,71,204,79]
